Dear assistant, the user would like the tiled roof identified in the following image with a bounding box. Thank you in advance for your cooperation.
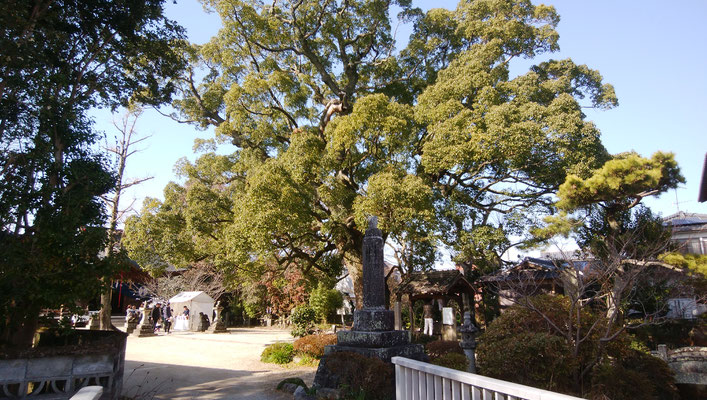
[663,212,707,226]
[394,270,472,295]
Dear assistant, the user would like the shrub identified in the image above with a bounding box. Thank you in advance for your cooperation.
[479,330,574,392]
[430,353,469,372]
[321,352,394,400]
[290,305,317,338]
[260,342,295,364]
[477,294,681,399]
[589,349,680,400]
[425,340,463,360]
[295,353,319,366]
[309,282,344,323]
[477,295,594,394]
[294,333,337,358]
[411,333,436,345]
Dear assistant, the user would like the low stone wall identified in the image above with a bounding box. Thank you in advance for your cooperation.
[0,330,127,399]
[652,345,707,386]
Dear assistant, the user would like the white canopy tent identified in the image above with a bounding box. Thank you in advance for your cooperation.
[168,291,215,331]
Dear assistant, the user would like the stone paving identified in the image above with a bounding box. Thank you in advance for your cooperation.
[121,326,315,399]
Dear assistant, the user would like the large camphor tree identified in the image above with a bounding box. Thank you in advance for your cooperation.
[125,0,630,309]
[0,0,185,348]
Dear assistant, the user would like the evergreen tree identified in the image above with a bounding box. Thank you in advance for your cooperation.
[0,0,185,347]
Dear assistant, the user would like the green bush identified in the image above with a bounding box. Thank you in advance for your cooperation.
[589,349,679,400]
[425,340,463,360]
[260,342,295,364]
[294,333,337,358]
[290,305,317,338]
[321,352,394,400]
[411,333,437,345]
[430,353,469,371]
[309,282,343,323]
[295,353,319,366]
[477,295,596,394]
[477,294,681,399]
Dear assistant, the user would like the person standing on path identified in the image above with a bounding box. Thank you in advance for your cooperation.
[423,302,434,336]
[151,303,162,333]
[162,303,173,334]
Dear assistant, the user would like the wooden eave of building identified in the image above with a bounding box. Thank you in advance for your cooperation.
[114,259,152,283]
[394,270,474,301]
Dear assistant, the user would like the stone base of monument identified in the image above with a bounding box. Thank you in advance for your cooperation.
[125,321,138,334]
[132,322,156,337]
[313,308,426,390]
[207,320,228,333]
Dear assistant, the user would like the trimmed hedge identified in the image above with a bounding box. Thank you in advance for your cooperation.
[430,353,469,372]
[260,342,295,364]
[425,340,463,360]
[293,333,337,358]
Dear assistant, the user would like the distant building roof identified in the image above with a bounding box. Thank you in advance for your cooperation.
[394,270,473,297]
[483,257,596,283]
[663,212,707,227]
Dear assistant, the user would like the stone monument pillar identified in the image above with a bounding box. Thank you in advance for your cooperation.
[88,314,100,330]
[313,217,426,389]
[393,294,402,331]
[132,303,156,337]
[362,218,385,309]
[459,311,478,373]
[208,302,228,333]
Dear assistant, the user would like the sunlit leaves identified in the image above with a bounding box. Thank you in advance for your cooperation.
[557,152,684,211]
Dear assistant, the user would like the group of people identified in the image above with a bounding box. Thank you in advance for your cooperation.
[151,302,191,333]
[126,302,191,334]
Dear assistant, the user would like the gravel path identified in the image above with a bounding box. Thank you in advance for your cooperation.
[121,327,316,400]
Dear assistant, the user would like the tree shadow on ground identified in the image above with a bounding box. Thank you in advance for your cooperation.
[122,360,315,400]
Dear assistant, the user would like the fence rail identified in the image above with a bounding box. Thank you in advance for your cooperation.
[392,357,585,400]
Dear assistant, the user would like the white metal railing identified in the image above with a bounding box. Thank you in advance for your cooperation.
[392,357,585,400]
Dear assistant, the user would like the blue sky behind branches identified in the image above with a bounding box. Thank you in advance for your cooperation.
[92,0,707,238]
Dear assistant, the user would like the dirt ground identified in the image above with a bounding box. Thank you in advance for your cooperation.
[121,326,316,400]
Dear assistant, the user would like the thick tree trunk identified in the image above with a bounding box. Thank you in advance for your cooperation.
[348,260,364,310]
[7,306,40,348]
[99,278,112,330]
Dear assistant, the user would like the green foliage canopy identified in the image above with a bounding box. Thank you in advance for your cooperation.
[308,282,344,323]
[125,0,620,304]
[0,0,186,347]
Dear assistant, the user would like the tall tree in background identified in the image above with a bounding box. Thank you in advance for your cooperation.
[99,107,153,330]
[486,152,686,394]
[0,0,185,347]
[125,0,619,309]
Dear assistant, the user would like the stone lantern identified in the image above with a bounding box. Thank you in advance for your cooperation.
[459,311,479,373]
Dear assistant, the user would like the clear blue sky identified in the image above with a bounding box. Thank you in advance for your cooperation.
[92,0,707,224]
